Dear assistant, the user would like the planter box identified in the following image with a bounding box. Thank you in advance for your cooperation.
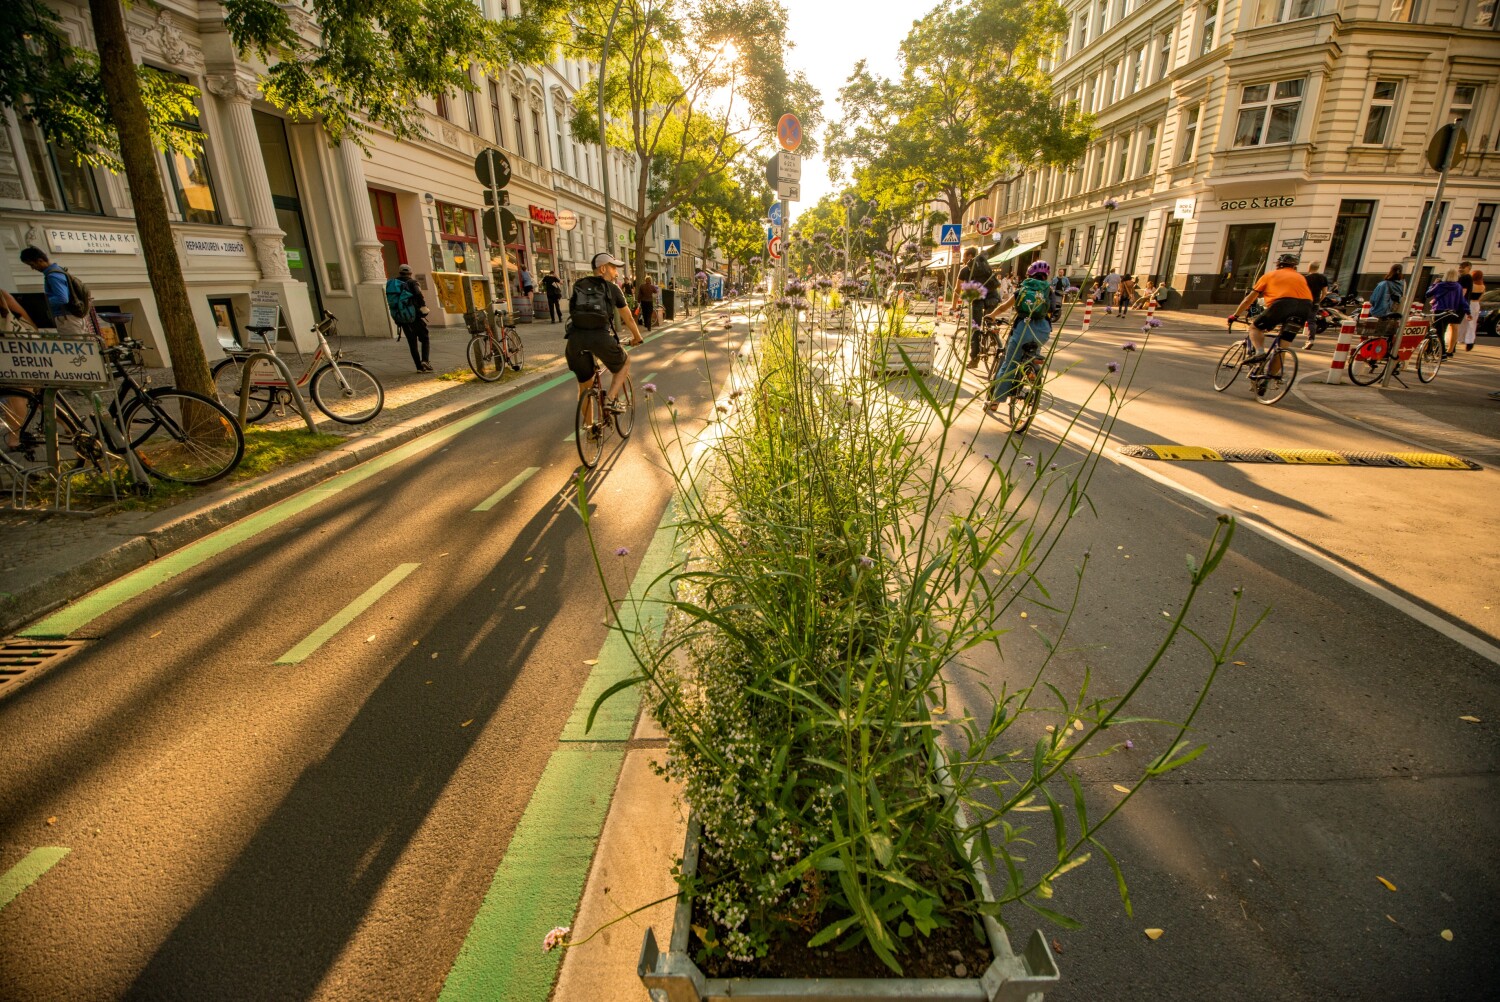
[637,817,1059,1002]
[867,331,936,376]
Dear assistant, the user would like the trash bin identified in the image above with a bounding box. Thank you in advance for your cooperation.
[662,288,676,320]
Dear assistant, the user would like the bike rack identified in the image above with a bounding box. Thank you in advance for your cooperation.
[237,351,317,432]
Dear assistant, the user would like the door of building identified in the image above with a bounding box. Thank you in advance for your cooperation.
[1102,221,1119,274]
[1158,219,1183,290]
[1215,223,1274,304]
[1325,199,1375,298]
[1123,217,1144,276]
[369,188,407,277]
[254,110,322,314]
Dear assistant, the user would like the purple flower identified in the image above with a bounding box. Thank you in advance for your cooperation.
[615,547,630,556]
[1107,361,1120,374]
[542,926,571,953]
[839,279,863,295]
[1124,739,1134,750]
[1103,198,1119,210]
[857,555,875,569]
[901,240,920,256]
[1049,463,1058,471]
[1122,341,1137,352]
[643,382,658,395]
[958,280,987,302]
[785,278,807,295]
[1024,457,1035,469]
[859,215,874,227]
[1144,316,1162,328]
[666,395,676,405]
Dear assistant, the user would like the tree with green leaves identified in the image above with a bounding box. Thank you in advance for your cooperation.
[827,0,1090,241]
[1,0,562,398]
[568,0,818,283]
[682,160,768,290]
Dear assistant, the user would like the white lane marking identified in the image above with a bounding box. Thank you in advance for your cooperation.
[474,467,541,512]
[275,563,422,665]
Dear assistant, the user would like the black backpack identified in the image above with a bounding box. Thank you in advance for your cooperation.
[569,277,614,331]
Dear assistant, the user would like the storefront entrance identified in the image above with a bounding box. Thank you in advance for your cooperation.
[1157,219,1183,290]
[1214,223,1274,304]
[369,188,408,278]
[254,111,322,314]
[1326,199,1375,299]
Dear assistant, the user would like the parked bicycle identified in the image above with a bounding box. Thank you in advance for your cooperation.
[574,351,634,470]
[1213,318,1301,405]
[1346,322,1442,386]
[467,307,524,381]
[1,336,244,484]
[212,311,384,424]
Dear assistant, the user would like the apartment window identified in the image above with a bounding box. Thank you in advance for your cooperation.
[1076,14,1089,49]
[464,74,479,134]
[1257,0,1320,22]
[154,73,220,224]
[488,78,505,147]
[1361,80,1399,145]
[532,108,545,168]
[435,90,449,121]
[1115,134,1130,181]
[1085,224,1097,263]
[20,121,102,215]
[1390,0,1425,20]
[1466,203,1496,258]
[555,117,568,173]
[1066,227,1079,265]
[512,96,526,160]
[1139,122,1158,176]
[1179,105,1200,163]
[1129,46,1145,95]
[1096,1,1108,35]
[1085,77,1097,113]
[1448,83,1479,131]
[1104,64,1118,107]
[1199,2,1218,57]
[1155,31,1173,82]
[1412,200,1449,256]
[1233,79,1304,147]
[1090,144,1105,188]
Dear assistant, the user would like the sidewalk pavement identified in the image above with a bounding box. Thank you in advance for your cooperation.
[0,307,725,637]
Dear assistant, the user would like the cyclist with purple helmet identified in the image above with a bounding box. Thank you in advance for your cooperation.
[984,259,1055,411]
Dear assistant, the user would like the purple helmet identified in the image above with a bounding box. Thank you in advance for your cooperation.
[1026,260,1051,278]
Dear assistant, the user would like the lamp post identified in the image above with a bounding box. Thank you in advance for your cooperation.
[598,0,627,261]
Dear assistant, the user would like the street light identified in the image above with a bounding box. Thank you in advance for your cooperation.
[598,0,627,259]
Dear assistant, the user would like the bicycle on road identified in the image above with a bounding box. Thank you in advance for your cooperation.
[211,311,384,424]
[466,307,524,381]
[1346,323,1443,386]
[1,335,244,485]
[574,351,634,470]
[983,331,1046,434]
[1214,317,1300,405]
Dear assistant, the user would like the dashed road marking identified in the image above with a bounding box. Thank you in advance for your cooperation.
[274,563,421,664]
[474,467,540,511]
[0,847,69,912]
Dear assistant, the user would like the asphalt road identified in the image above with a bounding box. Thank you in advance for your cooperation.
[0,315,743,1001]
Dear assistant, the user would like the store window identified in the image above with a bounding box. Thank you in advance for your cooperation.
[19,122,102,215]
[1448,83,1479,132]
[1361,80,1399,145]
[1085,225,1097,264]
[1199,2,1218,58]
[1326,199,1375,295]
[1178,105,1200,164]
[1066,227,1078,266]
[155,71,220,224]
[438,201,480,273]
[1233,79,1304,147]
[1466,203,1496,259]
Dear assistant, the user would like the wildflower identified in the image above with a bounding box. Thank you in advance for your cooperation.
[857,555,875,569]
[957,280,987,302]
[1107,361,1120,373]
[542,926,571,952]
[643,382,658,395]
[859,215,874,227]
[1124,739,1134,750]
[1024,457,1035,469]
[786,295,810,311]
[1144,316,1162,328]
[901,240,920,255]
[785,278,807,295]
[1049,463,1058,471]
[1122,341,1137,352]
[666,395,676,405]
[615,547,630,557]
[730,388,743,399]
[1103,197,1118,210]
[716,403,729,413]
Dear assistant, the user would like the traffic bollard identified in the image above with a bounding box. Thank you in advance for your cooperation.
[1083,298,1093,331]
[1327,316,1357,384]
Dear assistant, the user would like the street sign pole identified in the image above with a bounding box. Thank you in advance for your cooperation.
[476,148,515,323]
[1381,122,1465,387]
[491,172,513,322]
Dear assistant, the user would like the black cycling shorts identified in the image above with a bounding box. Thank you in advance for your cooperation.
[1252,298,1314,337]
[565,327,626,383]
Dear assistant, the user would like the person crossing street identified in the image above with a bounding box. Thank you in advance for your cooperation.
[384,264,432,372]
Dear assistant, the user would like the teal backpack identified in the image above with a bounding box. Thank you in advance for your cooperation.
[1015,278,1052,319]
[385,277,418,324]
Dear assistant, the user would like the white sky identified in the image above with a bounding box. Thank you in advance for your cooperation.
[781,0,945,210]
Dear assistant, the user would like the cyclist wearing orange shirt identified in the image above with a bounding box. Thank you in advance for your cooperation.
[1231,253,1314,359]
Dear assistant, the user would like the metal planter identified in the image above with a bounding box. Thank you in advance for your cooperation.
[637,818,1059,1002]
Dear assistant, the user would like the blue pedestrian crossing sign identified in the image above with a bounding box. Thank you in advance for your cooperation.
[664,238,681,257]
[768,202,783,227]
[939,223,962,246]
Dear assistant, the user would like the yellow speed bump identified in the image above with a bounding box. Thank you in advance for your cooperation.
[1119,445,1480,471]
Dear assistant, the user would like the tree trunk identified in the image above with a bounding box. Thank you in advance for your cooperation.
[89,0,215,400]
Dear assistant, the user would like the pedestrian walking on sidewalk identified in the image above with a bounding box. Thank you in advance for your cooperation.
[1466,270,1485,351]
[19,246,97,337]
[1426,269,1467,358]
[636,275,658,331]
[1117,274,1137,319]
[543,272,563,322]
[385,264,432,372]
[1102,269,1122,314]
[1457,262,1481,351]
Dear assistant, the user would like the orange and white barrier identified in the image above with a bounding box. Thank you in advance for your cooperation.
[1327,315,1357,384]
[1359,300,1371,322]
[1146,299,1158,321]
[1083,298,1093,330]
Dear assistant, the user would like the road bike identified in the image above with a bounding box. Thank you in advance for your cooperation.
[1213,319,1300,405]
[466,307,524,381]
[1,335,244,485]
[1346,323,1442,386]
[211,311,384,424]
[976,314,1011,379]
[985,336,1045,434]
[574,352,634,470]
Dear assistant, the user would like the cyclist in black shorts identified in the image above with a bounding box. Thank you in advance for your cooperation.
[1231,253,1315,361]
[565,252,643,416]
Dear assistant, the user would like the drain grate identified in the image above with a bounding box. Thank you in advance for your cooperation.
[0,640,87,692]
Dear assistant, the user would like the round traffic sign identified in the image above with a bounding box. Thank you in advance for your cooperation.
[483,207,521,245]
[777,113,802,152]
[556,208,578,231]
[475,148,512,189]
[769,234,784,260]
[976,215,994,236]
[1426,123,1469,172]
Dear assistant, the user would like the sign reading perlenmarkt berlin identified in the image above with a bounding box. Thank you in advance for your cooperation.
[0,334,110,387]
[46,229,139,255]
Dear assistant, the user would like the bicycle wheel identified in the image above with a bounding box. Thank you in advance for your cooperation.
[1258,347,1297,405]
[575,389,604,469]
[1346,337,1386,386]
[1,388,38,456]
[1213,341,1247,391]
[1008,366,1043,433]
[1415,335,1443,384]
[2,388,99,471]
[311,362,384,424]
[467,334,503,382]
[211,358,274,423]
[613,378,636,438]
[503,326,524,371]
[122,388,244,484]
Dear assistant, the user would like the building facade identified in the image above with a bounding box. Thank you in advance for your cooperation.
[0,1,647,367]
[975,0,1500,306]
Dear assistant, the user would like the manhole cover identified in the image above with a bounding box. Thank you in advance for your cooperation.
[0,640,87,694]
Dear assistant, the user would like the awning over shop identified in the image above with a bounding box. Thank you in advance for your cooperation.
[987,240,1044,267]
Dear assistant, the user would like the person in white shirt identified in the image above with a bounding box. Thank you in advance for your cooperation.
[1102,270,1122,315]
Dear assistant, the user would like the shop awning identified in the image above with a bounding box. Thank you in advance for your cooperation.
[987,240,1044,266]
